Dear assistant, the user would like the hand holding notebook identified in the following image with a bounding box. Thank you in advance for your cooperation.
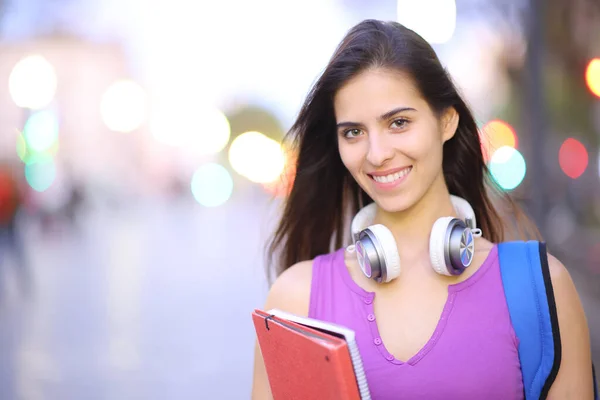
[252,309,371,400]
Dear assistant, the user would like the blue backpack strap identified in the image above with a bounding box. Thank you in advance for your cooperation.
[498,241,561,399]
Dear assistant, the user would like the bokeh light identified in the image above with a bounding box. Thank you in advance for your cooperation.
[23,110,59,152]
[188,108,231,155]
[191,163,234,207]
[585,58,600,98]
[9,54,57,109]
[17,132,59,165]
[228,131,285,184]
[25,156,56,192]
[101,80,147,133]
[397,0,456,44]
[488,146,526,190]
[16,133,27,161]
[559,138,588,179]
[480,119,518,162]
[261,150,297,197]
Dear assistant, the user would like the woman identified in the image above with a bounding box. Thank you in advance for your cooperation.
[252,19,594,399]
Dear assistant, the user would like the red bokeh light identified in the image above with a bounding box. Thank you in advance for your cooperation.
[558,138,588,179]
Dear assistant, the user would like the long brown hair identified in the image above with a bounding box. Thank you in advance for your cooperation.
[266,20,539,283]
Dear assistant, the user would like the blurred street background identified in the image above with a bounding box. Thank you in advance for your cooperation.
[0,0,598,398]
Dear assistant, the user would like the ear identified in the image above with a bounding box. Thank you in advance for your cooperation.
[441,107,459,143]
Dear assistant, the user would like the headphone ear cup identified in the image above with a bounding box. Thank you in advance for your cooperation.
[429,216,454,276]
[364,224,401,282]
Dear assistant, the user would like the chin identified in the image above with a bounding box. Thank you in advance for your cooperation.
[362,190,418,214]
[373,199,412,214]
[357,170,439,216]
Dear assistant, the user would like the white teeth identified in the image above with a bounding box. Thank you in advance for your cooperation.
[372,167,411,183]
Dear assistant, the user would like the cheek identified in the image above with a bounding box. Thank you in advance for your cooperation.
[402,128,443,161]
[338,142,361,173]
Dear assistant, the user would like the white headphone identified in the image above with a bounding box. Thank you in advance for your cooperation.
[349,195,482,283]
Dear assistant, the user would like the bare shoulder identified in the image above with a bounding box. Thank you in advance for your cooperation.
[264,259,314,317]
[546,253,572,283]
[541,252,583,322]
[545,252,582,325]
[545,252,580,300]
[475,237,495,252]
[548,253,585,324]
[472,236,495,262]
[545,252,594,398]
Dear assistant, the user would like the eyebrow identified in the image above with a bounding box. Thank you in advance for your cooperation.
[336,106,417,129]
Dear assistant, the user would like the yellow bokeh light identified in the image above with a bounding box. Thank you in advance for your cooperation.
[397,0,456,44]
[189,108,231,155]
[228,131,285,184]
[16,132,27,161]
[9,54,57,109]
[16,130,59,164]
[101,80,147,133]
[480,120,518,161]
[262,149,297,197]
[585,58,600,98]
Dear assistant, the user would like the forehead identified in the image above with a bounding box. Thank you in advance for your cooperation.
[333,68,426,121]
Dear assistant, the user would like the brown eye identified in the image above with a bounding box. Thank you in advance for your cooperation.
[343,128,363,138]
[391,118,409,129]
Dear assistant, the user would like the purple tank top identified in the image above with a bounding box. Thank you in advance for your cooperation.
[309,245,524,399]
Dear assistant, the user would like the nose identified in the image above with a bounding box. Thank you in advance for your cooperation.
[366,131,394,167]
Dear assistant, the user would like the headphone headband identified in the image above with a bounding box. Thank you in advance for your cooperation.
[448,195,477,230]
[351,195,477,242]
[351,202,377,243]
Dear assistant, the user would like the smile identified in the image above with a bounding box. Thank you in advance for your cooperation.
[369,166,412,185]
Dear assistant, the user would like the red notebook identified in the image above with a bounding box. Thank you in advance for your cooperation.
[252,309,371,400]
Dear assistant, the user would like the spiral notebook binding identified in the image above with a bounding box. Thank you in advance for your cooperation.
[347,338,371,400]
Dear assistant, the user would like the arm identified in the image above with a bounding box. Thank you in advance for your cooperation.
[251,260,313,400]
[546,254,594,399]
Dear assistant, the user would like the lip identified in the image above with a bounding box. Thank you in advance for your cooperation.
[368,166,412,177]
[367,166,412,191]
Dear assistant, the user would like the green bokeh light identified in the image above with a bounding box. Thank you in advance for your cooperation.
[25,156,56,192]
[489,146,526,191]
[191,163,233,207]
[24,110,59,152]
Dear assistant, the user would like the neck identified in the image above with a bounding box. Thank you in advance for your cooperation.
[372,177,458,273]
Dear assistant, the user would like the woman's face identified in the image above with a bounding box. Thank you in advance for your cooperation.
[334,68,458,213]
